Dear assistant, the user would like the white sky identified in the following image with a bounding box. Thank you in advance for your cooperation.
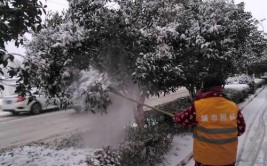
[42,0,69,13]
[5,0,267,55]
[234,0,267,32]
[5,0,69,55]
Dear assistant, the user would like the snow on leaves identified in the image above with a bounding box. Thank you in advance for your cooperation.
[13,0,266,113]
[69,69,111,113]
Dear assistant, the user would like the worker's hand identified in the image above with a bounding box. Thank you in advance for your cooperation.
[172,113,179,122]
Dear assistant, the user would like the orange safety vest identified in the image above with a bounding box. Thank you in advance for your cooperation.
[193,96,239,165]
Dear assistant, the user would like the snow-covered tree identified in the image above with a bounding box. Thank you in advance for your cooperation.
[234,25,267,75]
[14,0,266,128]
[0,0,46,90]
[170,0,267,96]
[16,0,185,127]
[0,0,46,47]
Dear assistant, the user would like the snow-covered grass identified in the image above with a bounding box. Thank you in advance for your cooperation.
[0,145,94,166]
[157,134,193,166]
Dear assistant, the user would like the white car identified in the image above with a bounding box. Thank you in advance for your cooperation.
[2,90,59,115]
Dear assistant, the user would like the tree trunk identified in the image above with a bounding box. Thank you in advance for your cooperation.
[135,93,145,129]
[123,83,145,129]
[187,84,196,98]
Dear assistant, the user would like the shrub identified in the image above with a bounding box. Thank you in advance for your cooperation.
[223,88,250,103]
[254,78,265,89]
[226,74,255,94]
[119,124,172,166]
[118,96,193,166]
[86,148,121,166]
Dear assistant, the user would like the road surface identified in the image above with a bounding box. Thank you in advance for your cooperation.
[0,88,189,149]
[236,87,267,166]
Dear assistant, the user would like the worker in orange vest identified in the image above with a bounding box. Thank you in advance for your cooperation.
[173,74,246,166]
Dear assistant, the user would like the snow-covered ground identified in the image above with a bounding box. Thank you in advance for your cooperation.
[0,146,94,166]
[255,78,264,84]
[236,87,267,166]
[157,134,193,166]
[0,86,266,166]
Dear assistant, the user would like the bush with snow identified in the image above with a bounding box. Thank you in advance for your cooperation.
[254,78,265,88]
[68,69,111,114]
[226,74,255,94]
[226,74,254,85]
[86,148,121,166]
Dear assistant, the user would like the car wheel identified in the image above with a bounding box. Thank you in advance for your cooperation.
[31,103,42,115]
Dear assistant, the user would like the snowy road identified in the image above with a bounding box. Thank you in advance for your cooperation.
[0,88,189,150]
[237,87,267,166]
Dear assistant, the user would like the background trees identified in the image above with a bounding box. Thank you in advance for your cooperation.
[0,0,46,48]
[0,0,46,89]
[20,0,186,126]
[170,1,266,96]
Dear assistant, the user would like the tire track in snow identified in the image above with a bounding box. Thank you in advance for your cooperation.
[237,88,267,166]
[255,91,267,166]
[263,122,267,166]
[253,108,267,166]
[246,108,267,166]
[236,101,266,164]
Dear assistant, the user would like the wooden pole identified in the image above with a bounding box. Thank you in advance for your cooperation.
[110,90,174,117]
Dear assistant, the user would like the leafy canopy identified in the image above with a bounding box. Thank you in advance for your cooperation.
[5,0,267,113]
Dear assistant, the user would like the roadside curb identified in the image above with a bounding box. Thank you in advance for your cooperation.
[176,152,193,166]
[175,85,266,166]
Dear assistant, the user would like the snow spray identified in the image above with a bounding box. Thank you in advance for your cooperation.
[77,94,135,148]
[69,69,172,148]
[76,83,145,148]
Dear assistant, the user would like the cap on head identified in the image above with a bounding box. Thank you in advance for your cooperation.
[202,74,225,90]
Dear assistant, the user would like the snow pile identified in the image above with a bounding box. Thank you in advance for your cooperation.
[254,78,264,84]
[0,146,94,166]
[226,74,254,85]
[224,84,250,91]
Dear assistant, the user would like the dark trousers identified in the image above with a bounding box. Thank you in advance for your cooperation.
[195,161,235,166]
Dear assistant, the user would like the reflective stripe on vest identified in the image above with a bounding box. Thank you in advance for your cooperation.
[196,126,237,134]
[194,132,237,145]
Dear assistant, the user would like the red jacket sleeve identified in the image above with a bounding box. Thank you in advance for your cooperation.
[237,110,246,136]
[173,104,197,127]
[173,104,246,136]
